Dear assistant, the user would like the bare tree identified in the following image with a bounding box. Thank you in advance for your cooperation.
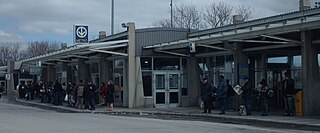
[237,5,254,21]
[173,3,202,30]
[203,2,254,28]
[152,3,204,30]
[203,2,233,28]
[152,19,172,28]
[21,41,60,59]
[0,42,21,66]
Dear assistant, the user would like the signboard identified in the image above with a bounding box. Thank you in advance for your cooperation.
[73,24,89,44]
[29,67,42,75]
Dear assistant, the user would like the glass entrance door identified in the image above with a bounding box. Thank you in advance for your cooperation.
[154,72,180,107]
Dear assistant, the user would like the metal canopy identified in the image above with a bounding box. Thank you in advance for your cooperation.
[19,40,128,69]
[143,8,320,52]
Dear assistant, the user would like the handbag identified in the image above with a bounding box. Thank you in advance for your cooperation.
[64,94,68,101]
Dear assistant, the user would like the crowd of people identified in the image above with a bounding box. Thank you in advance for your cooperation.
[201,71,295,117]
[17,79,115,111]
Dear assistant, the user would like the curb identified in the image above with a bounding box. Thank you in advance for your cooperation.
[12,98,320,131]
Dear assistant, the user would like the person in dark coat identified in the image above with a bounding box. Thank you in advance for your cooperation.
[85,81,96,110]
[226,79,235,111]
[241,77,252,115]
[106,80,115,111]
[26,81,32,101]
[282,71,295,116]
[201,78,213,114]
[18,82,26,99]
[53,80,63,106]
[258,79,269,116]
[216,75,227,115]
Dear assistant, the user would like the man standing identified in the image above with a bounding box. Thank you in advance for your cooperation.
[241,77,252,115]
[282,71,295,116]
[85,81,96,110]
[216,75,227,115]
[201,78,213,113]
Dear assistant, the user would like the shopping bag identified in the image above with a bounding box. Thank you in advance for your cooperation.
[64,94,68,102]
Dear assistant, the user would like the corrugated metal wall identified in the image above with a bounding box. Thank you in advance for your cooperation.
[135,28,189,56]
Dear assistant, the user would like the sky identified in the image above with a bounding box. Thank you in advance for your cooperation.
[0,0,317,46]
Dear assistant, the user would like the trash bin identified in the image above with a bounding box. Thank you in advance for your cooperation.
[295,91,303,116]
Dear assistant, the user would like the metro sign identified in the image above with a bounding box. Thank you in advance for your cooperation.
[74,24,89,44]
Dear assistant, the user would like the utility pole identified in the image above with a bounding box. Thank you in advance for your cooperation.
[170,0,173,28]
[111,0,114,35]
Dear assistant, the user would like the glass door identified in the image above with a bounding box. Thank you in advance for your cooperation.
[153,71,180,107]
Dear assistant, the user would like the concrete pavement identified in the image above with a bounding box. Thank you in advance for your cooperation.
[1,102,304,133]
[6,96,320,130]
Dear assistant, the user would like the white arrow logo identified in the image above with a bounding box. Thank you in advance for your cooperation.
[76,26,87,38]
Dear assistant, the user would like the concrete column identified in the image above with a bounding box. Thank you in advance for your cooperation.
[232,43,248,108]
[78,59,90,81]
[301,30,320,115]
[6,60,15,100]
[46,65,55,82]
[99,54,107,85]
[232,43,248,85]
[127,22,144,108]
[61,62,68,84]
[187,57,200,106]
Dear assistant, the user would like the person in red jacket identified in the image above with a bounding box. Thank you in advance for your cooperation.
[99,82,106,106]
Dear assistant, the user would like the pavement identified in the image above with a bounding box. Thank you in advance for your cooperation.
[3,95,320,130]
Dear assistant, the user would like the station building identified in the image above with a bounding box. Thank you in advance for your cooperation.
[2,7,320,115]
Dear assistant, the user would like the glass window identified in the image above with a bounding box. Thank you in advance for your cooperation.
[141,58,152,70]
[293,56,301,68]
[142,72,152,96]
[181,74,188,96]
[114,59,124,68]
[292,69,302,89]
[267,57,288,63]
[154,58,180,70]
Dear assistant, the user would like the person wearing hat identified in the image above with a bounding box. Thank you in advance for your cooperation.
[201,77,213,113]
[241,77,252,115]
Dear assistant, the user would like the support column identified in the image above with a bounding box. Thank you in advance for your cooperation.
[6,60,15,100]
[232,43,249,109]
[127,22,144,108]
[187,57,200,106]
[61,62,67,84]
[99,54,107,85]
[46,65,55,82]
[232,43,249,85]
[301,30,320,115]
[78,59,90,81]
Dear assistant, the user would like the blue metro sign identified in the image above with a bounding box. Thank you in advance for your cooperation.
[74,25,89,44]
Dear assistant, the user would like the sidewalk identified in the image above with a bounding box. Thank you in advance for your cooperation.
[12,97,320,129]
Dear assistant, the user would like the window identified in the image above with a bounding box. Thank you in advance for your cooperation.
[154,58,180,70]
[293,56,301,68]
[142,72,152,96]
[267,57,288,63]
[114,59,124,68]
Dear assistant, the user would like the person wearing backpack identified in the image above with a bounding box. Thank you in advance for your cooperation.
[258,79,269,116]
[75,80,85,109]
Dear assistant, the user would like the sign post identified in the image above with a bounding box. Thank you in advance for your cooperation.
[73,24,89,44]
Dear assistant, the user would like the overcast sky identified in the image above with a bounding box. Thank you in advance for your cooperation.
[0,0,317,45]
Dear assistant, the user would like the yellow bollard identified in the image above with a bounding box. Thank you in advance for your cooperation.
[295,91,303,116]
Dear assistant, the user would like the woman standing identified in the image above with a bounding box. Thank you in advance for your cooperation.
[99,82,106,106]
[106,80,115,111]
